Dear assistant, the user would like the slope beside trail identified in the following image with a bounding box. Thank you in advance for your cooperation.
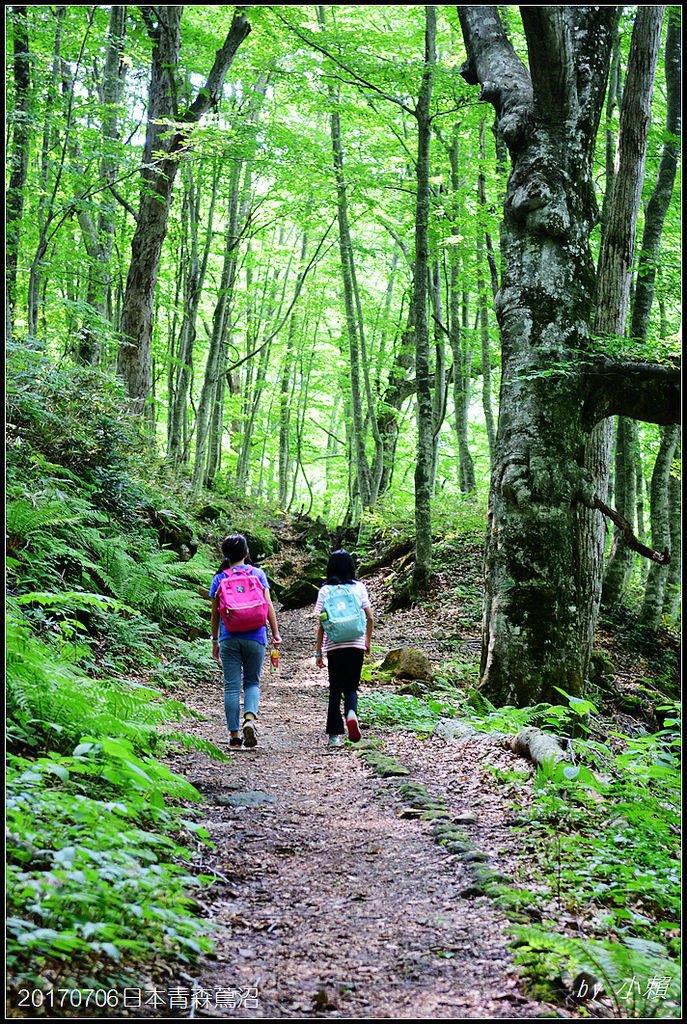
[165,596,549,1020]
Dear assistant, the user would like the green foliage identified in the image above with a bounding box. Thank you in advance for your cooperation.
[5,345,226,991]
[5,602,223,990]
[511,926,681,1018]
[6,756,213,989]
[364,680,681,984]
[359,691,461,734]
[6,343,152,511]
[462,694,681,953]
[6,603,221,763]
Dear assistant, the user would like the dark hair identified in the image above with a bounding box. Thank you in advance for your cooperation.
[326,549,357,585]
[218,533,250,572]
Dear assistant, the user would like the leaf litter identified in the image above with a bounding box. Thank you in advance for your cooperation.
[158,589,558,1020]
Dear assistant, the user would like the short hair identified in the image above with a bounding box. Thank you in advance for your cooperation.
[221,533,249,564]
[327,549,357,585]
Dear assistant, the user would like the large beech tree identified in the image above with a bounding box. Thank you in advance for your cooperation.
[457,6,680,705]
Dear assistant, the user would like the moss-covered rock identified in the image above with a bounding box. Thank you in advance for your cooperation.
[381,647,434,683]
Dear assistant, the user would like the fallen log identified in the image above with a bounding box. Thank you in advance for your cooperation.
[434,720,570,768]
[506,727,570,767]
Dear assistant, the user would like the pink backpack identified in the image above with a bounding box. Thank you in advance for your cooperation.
[217,567,269,632]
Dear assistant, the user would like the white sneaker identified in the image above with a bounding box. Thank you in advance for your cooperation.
[243,717,258,748]
[327,735,344,748]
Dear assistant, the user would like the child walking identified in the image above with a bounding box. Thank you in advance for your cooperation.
[314,549,374,749]
[210,534,281,748]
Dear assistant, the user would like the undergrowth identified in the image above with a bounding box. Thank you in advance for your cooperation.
[5,346,227,998]
[360,672,681,1018]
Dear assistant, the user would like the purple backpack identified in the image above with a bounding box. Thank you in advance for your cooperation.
[217,567,268,632]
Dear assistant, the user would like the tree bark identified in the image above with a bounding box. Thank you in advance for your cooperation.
[603,10,681,605]
[445,128,477,492]
[118,7,251,414]
[168,159,220,465]
[602,417,640,603]
[27,6,67,339]
[578,4,665,656]
[191,163,244,494]
[6,6,31,316]
[459,6,622,705]
[278,232,309,507]
[317,9,374,512]
[663,442,681,624]
[411,7,436,594]
[639,425,679,629]
[477,119,497,465]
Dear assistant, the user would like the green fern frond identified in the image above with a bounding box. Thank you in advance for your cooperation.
[465,687,497,716]
[6,498,84,547]
[511,925,681,1018]
[6,612,198,757]
[161,730,229,763]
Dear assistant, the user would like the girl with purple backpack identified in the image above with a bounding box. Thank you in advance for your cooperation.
[210,534,281,748]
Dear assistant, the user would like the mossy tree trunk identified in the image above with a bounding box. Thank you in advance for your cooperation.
[458,6,679,706]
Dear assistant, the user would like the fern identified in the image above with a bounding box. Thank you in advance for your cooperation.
[512,925,681,1018]
[7,611,184,755]
[6,498,85,551]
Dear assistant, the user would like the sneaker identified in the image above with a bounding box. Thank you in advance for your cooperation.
[243,717,258,748]
[345,711,361,743]
[229,736,243,748]
[327,735,345,749]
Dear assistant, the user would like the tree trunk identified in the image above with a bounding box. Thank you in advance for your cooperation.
[6,6,31,316]
[278,232,309,507]
[118,7,251,413]
[118,7,183,411]
[639,425,679,629]
[602,9,679,606]
[412,6,436,594]
[28,6,66,339]
[459,6,621,704]
[578,4,665,661]
[58,6,127,366]
[168,160,221,466]
[602,417,640,603]
[324,79,373,508]
[430,261,448,492]
[374,311,416,497]
[80,4,127,365]
[458,5,679,705]
[477,119,497,465]
[446,129,476,493]
[663,441,681,624]
[191,165,244,495]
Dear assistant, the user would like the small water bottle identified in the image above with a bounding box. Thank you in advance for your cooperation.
[270,646,280,671]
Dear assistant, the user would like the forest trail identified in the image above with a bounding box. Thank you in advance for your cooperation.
[166,603,547,1020]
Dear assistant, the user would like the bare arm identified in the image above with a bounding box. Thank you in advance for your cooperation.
[265,589,282,645]
[315,621,325,668]
[364,606,374,653]
[211,597,221,665]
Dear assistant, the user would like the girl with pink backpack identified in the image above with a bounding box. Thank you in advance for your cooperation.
[210,534,282,748]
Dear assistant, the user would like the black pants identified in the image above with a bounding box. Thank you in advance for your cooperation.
[326,647,365,735]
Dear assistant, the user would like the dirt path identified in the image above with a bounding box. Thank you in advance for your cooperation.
[166,607,548,1019]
